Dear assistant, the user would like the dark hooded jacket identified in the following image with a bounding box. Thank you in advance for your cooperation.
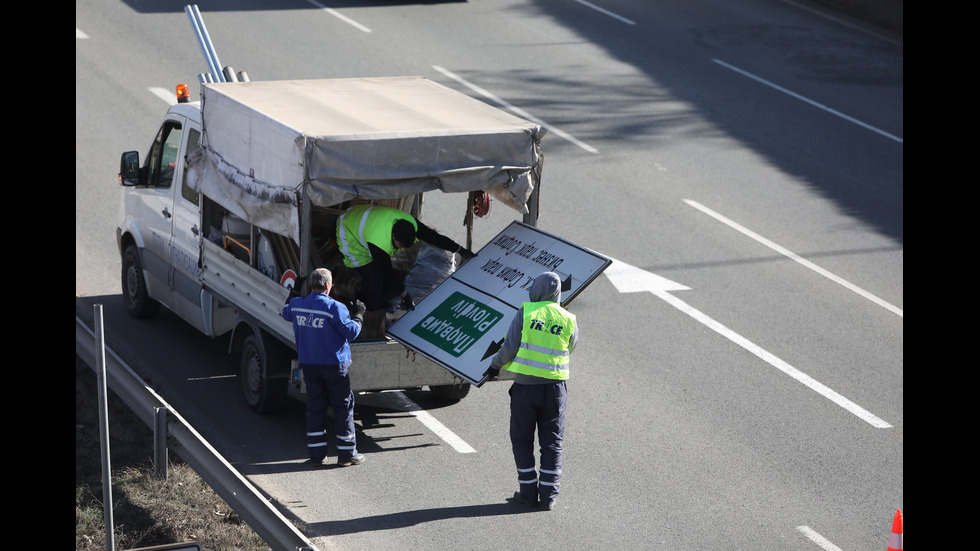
[489,272,578,384]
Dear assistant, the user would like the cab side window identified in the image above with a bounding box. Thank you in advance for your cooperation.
[181,128,202,204]
[146,121,183,189]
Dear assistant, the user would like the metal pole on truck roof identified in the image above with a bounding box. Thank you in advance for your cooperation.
[185,4,225,83]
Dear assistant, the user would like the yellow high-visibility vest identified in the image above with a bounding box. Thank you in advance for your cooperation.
[337,205,417,268]
[503,301,575,380]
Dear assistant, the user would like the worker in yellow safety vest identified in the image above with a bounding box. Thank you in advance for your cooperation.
[336,205,476,311]
[483,271,578,511]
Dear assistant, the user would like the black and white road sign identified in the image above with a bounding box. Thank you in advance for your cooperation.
[386,221,611,386]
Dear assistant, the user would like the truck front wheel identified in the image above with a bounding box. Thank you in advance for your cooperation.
[240,334,288,414]
[122,244,160,319]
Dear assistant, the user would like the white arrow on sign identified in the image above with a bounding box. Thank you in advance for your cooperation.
[604,257,891,429]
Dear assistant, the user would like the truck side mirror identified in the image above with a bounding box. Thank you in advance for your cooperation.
[119,151,142,186]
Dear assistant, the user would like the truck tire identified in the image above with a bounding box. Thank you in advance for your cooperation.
[429,383,471,403]
[240,333,289,414]
[122,244,161,319]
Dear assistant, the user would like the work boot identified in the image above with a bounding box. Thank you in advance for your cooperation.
[511,491,538,508]
[338,454,366,467]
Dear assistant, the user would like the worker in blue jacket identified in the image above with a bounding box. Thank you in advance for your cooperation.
[282,268,367,467]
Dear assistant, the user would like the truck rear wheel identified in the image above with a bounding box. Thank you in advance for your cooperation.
[430,383,471,403]
[240,334,288,413]
[122,244,160,318]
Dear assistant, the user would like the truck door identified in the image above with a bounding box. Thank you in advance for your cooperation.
[139,117,206,332]
[138,118,185,312]
[168,123,208,333]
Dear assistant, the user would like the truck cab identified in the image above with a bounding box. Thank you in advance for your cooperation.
[117,98,207,332]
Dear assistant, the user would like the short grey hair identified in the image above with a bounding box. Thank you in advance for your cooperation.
[309,268,332,290]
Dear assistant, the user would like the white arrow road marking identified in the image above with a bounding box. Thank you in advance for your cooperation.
[605,257,892,428]
[603,258,691,294]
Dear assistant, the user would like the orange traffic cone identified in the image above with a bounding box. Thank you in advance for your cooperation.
[887,508,903,550]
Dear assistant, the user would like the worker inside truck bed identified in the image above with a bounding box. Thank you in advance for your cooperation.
[336,205,476,312]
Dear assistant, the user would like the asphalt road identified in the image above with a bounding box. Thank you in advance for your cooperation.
[77,1,902,550]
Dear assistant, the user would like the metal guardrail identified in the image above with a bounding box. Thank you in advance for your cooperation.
[76,312,318,551]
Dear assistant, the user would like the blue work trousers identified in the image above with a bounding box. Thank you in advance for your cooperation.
[302,364,357,463]
[510,381,567,506]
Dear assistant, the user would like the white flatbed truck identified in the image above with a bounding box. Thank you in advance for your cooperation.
[116,17,545,413]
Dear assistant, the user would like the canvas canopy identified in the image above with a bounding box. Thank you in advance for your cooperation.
[186,77,545,242]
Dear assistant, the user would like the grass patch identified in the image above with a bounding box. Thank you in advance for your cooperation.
[75,355,272,550]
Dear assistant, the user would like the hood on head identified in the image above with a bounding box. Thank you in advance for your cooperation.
[529,272,561,303]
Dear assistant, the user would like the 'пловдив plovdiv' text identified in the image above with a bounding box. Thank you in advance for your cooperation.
[411,293,503,357]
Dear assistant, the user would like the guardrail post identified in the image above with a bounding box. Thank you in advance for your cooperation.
[154,407,169,480]
[94,304,115,551]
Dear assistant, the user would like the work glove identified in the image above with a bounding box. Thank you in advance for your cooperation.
[482,366,500,381]
[400,293,415,312]
[457,247,476,260]
[350,300,366,322]
[284,275,307,304]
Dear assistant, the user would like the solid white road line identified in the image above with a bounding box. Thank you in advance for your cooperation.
[390,391,476,453]
[797,526,844,551]
[148,87,176,105]
[655,281,893,429]
[685,200,902,317]
[305,0,372,33]
[571,0,636,25]
[606,257,892,429]
[712,59,903,144]
[778,0,901,45]
[432,65,599,154]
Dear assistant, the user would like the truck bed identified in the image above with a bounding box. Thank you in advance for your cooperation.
[187,76,545,244]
